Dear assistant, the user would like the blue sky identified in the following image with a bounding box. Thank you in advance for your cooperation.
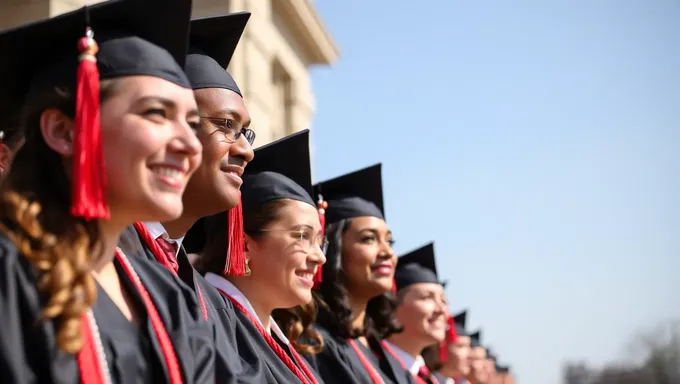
[309,1,680,383]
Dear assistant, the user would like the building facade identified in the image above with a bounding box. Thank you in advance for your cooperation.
[0,0,339,147]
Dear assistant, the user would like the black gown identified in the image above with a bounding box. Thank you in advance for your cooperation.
[214,288,325,384]
[118,225,266,383]
[367,338,418,384]
[306,326,399,384]
[0,234,214,383]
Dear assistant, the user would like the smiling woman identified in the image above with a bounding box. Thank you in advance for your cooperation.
[189,129,326,384]
[306,164,415,384]
[0,0,215,383]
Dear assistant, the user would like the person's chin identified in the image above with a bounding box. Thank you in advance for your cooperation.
[427,329,446,343]
[369,277,393,294]
[294,288,312,305]
[145,193,184,221]
[218,185,242,209]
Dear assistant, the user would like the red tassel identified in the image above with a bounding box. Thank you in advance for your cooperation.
[439,316,457,362]
[313,196,327,288]
[391,278,397,294]
[71,27,109,220]
[224,199,246,276]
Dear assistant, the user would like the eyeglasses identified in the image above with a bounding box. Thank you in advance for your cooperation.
[200,116,256,145]
[259,227,329,254]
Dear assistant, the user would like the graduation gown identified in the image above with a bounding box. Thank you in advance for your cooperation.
[305,326,398,384]
[0,234,214,383]
[118,225,266,383]
[206,274,324,384]
[368,338,418,384]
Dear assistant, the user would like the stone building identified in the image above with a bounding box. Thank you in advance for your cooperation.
[0,0,339,146]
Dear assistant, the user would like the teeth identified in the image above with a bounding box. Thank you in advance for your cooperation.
[296,272,313,280]
[152,167,183,180]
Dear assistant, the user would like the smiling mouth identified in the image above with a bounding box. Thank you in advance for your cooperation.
[150,165,186,187]
[295,270,315,280]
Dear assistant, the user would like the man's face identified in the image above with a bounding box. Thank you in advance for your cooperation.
[182,87,254,215]
[395,282,448,347]
[468,346,488,383]
[446,335,471,376]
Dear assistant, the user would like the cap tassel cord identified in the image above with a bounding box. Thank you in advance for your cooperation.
[439,316,457,362]
[313,196,327,288]
[72,27,109,219]
[224,198,246,276]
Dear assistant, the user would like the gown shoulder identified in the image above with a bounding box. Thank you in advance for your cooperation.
[306,325,383,384]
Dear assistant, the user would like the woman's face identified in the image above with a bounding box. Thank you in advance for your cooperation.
[341,216,396,299]
[246,200,326,309]
[99,76,202,224]
[445,335,471,376]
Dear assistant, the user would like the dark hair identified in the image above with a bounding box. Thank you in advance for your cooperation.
[272,302,323,355]
[422,343,444,372]
[196,198,323,354]
[314,218,403,340]
[0,79,119,353]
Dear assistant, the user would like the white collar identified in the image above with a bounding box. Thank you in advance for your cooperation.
[384,340,426,376]
[143,222,184,256]
[204,272,290,345]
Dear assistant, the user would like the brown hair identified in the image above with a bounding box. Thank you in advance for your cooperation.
[272,302,323,355]
[197,198,324,354]
[421,343,444,372]
[0,79,119,353]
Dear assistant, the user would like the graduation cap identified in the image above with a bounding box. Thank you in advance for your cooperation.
[394,242,444,291]
[0,0,193,219]
[241,129,314,213]
[496,365,510,373]
[454,310,468,336]
[186,12,250,94]
[469,329,482,348]
[313,163,385,225]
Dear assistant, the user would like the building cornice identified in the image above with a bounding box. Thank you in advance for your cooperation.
[275,0,339,65]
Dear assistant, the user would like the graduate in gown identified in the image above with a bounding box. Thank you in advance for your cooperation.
[0,0,216,382]
[422,310,472,384]
[116,12,263,382]
[466,330,489,384]
[187,130,326,383]
[384,243,450,384]
[307,164,415,384]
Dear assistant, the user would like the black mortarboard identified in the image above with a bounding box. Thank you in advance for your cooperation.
[496,365,510,373]
[1,0,192,111]
[454,310,468,336]
[470,329,482,348]
[186,12,250,94]
[314,163,385,225]
[394,243,443,290]
[241,129,314,214]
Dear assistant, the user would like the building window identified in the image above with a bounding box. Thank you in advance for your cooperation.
[272,59,292,137]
